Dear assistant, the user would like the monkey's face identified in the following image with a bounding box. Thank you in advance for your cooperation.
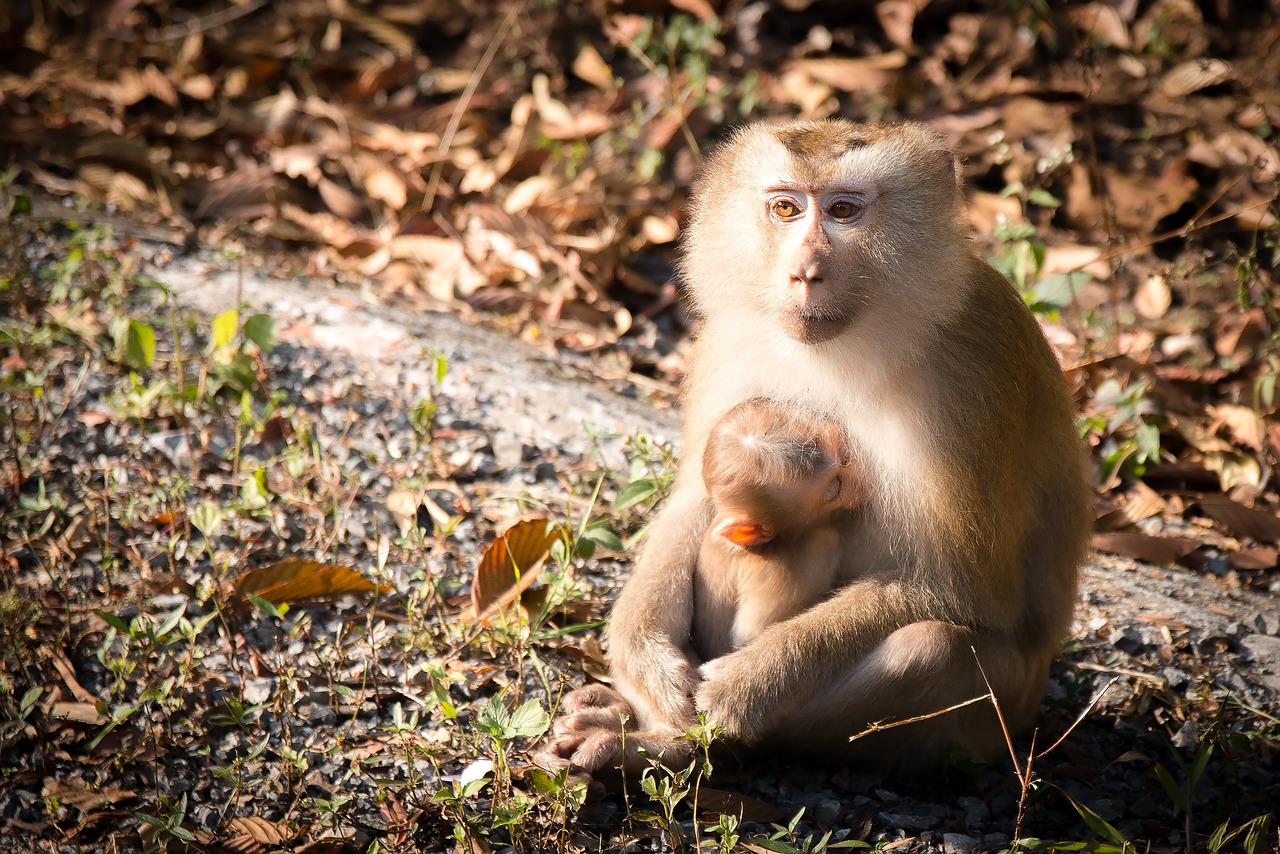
[763,185,878,344]
[680,120,968,348]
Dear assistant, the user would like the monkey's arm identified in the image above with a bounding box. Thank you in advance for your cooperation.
[605,485,712,732]
[695,569,1008,742]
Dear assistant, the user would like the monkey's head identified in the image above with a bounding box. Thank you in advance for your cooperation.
[704,398,861,546]
[680,119,968,347]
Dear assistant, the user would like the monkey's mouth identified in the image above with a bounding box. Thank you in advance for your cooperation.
[780,313,850,344]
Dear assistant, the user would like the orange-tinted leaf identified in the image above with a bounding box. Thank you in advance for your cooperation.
[235,559,393,607]
[466,518,565,623]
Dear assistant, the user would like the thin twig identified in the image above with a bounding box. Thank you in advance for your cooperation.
[422,1,525,213]
[1037,675,1122,759]
[157,0,268,41]
[846,693,994,742]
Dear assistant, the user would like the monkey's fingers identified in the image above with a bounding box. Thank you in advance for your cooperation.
[559,684,628,714]
[555,706,633,736]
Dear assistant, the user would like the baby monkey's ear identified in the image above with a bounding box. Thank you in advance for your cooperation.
[714,517,775,548]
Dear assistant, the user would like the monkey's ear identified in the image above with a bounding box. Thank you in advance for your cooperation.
[714,517,775,547]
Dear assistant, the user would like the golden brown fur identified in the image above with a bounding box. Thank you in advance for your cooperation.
[538,119,1090,778]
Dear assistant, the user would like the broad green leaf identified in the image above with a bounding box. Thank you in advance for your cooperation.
[125,320,156,369]
[1028,187,1062,208]
[244,313,276,354]
[613,478,659,511]
[96,609,131,635]
[506,699,550,739]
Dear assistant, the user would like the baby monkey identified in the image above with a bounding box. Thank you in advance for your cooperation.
[693,398,864,662]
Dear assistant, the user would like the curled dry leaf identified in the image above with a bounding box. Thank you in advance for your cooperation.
[1091,532,1201,567]
[790,53,908,93]
[224,816,288,853]
[235,559,394,608]
[1133,274,1171,320]
[1159,58,1231,98]
[1196,495,1280,544]
[1207,403,1266,451]
[572,44,615,91]
[464,518,567,624]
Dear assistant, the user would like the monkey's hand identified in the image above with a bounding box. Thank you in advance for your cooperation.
[605,485,711,731]
[695,651,781,744]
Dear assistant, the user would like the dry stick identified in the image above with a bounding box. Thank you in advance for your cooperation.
[422,1,525,214]
[157,0,268,41]
[615,32,702,168]
[847,693,995,742]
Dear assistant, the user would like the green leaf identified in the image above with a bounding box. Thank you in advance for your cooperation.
[190,500,225,539]
[583,523,625,553]
[506,699,550,740]
[1069,798,1131,846]
[1028,187,1062,208]
[96,609,132,634]
[125,320,156,369]
[211,309,239,349]
[243,313,277,354]
[433,353,448,384]
[474,697,511,738]
[613,478,659,511]
[155,605,185,638]
[246,592,285,618]
[9,194,32,216]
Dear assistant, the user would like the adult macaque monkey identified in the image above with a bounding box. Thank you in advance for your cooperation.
[695,398,863,659]
[544,119,1090,777]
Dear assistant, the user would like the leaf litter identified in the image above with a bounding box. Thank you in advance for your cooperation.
[2,0,1280,851]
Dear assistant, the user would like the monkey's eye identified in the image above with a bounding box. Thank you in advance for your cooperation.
[827,199,862,220]
[769,199,801,219]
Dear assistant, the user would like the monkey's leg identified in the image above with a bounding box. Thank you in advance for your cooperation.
[765,621,1050,774]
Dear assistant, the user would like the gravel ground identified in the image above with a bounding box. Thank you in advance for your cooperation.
[3,241,1277,852]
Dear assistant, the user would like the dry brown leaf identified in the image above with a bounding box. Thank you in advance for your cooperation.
[1042,244,1111,281]
[1202,449,1262,492]
[49,702,108,725]
[364,165,408,210]
[464,518,566,624]
[1096,481,1168,531]
[1196,495,1280,543]
[642,214,679,245]
[1207,404,1266,451]
[235,559,393,607]
[790,53,908,93]
[572,45,615,90]
[877,0,924,50]
[43,780,135,812]
[967,191,1023,235]
[503,175,560,214]
[1159,58,1231,98]
[777,68,836,118]
[695,787,788,822]
[1228,546,1279,570]
[317,176,366,219]
[1069,3,1132,48]
[223,816,288,853]
[1091,532,1201,566]
[1133,274,1171,320]
[669,0,717,22]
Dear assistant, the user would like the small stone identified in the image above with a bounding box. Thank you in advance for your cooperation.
[956,795,990,828]
[1091,798,1125,822]
[943,832,979,854]
[813,797,843,826]
[877,812,937,831]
